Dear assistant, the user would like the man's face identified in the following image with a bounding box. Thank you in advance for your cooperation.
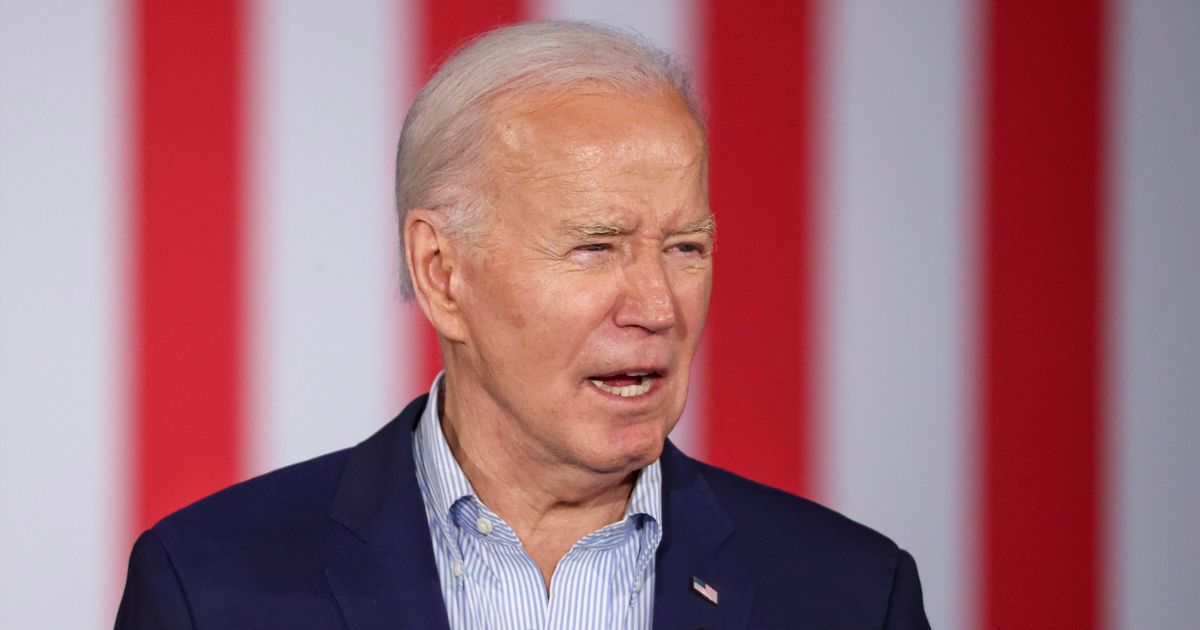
[451,87,712,476]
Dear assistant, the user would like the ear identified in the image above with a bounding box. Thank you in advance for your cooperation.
[404,208,468,343]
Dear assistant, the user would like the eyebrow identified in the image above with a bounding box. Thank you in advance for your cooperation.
[668,216,717,237]
[563,222,631,238]
[562,215,716,239]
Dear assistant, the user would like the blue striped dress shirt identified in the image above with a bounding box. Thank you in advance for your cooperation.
[412,374,663,629]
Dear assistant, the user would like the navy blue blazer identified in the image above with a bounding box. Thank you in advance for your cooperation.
[116,396,930,629]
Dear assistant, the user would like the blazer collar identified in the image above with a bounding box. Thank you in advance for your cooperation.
[323,396,753,630]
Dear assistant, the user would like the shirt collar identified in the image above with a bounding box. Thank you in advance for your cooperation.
[412,371,663,528]
[627,451,662,525]
[412,372,475,523]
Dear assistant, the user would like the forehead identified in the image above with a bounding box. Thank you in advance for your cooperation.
[488,87,706,179]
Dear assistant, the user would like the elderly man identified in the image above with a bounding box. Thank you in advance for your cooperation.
[116,22,929,630]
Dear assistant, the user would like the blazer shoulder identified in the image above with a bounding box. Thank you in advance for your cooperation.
[148,446,356,572]
[694,458,901,560]
[146,401,426,568]
[118,405,428,628]
[684,458,927,625]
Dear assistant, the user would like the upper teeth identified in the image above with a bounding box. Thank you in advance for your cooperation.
[589,375,653,397]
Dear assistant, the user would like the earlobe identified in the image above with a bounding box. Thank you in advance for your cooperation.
[404,209,467,342]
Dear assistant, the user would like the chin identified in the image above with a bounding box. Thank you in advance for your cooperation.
[583,425,667,474]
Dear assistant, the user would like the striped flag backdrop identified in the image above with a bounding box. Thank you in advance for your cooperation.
[1,1,1197,628]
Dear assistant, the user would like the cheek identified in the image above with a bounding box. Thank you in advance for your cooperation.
[672,268,713,328]
[477,269,616,357]
[526,276,616,339]
[459,257,533,355]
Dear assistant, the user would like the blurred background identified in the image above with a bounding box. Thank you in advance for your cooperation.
[1,1,1197,628]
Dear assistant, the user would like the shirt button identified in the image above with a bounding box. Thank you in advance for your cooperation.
[452,559,463,577]
[633,578,643,593]
[475,517,493,535]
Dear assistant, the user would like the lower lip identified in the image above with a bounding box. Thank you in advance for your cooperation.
[587,375,665,400]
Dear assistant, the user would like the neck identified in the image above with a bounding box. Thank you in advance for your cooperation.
[437,370,639,587]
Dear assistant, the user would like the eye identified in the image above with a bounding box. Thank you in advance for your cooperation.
[669,241,707,256]
[575,243,611,253]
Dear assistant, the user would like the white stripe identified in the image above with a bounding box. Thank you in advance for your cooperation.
[531,0,699,67]
[1110,1,1200,628]
[245,0,415,474]
[0,1,127,627]
[527,0,707,457]
[817,1,977,629]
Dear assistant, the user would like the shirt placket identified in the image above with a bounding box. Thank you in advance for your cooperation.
[464,502,550,630]
[626,517,660,629]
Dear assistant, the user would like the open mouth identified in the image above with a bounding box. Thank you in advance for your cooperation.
[587,371,660,398]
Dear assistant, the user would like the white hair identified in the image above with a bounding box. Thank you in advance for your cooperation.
[394,20,703,297]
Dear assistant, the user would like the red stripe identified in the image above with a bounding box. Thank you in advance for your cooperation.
[979,2,1107,628]
[412,0,525,388]
[132,0,244,533]
[702,1,816,496]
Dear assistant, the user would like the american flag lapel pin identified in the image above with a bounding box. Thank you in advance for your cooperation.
[691,576,719,605]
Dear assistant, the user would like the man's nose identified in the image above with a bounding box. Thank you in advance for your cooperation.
[614,253,677,333]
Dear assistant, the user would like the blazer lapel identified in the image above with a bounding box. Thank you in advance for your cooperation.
[653,441,754,630]
[324,396,451,630]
